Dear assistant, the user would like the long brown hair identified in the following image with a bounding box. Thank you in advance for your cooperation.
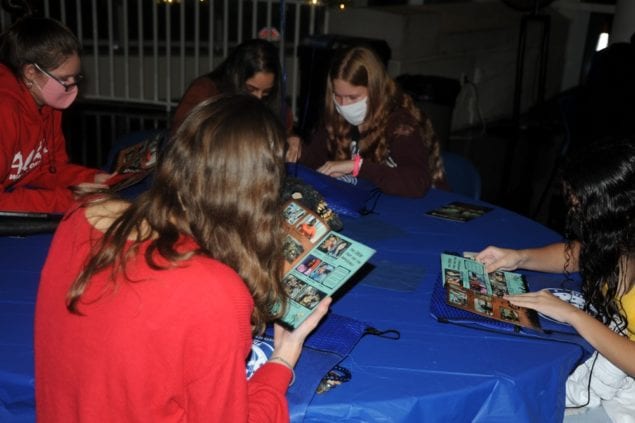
[68,95,287,334]
[323,46,445,185]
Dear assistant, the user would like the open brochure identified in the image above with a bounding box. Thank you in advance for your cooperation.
[104,134,161,192]
[440,253,541,331]
[278,200,376,329]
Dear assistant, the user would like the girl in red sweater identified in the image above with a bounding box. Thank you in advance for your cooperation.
[35,95,330,422]
[0,2,110,213]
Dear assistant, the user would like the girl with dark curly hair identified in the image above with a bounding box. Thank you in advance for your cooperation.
[35,95,330,422]
[289,46,446,197]
[476,137,635,382]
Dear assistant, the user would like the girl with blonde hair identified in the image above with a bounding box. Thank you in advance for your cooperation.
[290,46,446,197]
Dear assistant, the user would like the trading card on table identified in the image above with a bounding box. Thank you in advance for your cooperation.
[426,201,493,222]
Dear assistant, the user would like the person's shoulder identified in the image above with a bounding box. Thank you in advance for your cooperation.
[177,254,251,301]
[187,74,221,96]
[387,104,418,125]
[0,66,32,115]
[384,104,421,138]
[169,254,253,323]
[187,256,245,285]
[0,64,17,89]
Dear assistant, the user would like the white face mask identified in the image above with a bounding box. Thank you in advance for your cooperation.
[334,96,368,126]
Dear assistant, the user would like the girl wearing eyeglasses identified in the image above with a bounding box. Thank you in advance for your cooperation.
[0,2,111,214]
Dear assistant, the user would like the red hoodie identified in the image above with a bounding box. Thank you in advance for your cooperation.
[0,64,98,213]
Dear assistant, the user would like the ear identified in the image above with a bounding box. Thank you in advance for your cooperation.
[22,63,38,81]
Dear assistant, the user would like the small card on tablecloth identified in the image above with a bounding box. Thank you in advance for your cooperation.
[425,201,493,222]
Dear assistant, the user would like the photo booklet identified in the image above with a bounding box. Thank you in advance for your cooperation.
[277,200,376,329]
[440,253,541,331]
[104,133,161,192]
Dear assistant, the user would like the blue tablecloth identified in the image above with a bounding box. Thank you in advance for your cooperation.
[304,189,589,422]
[0,189,589,422]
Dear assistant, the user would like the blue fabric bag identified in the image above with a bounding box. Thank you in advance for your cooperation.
[285,163,381,218]
[247,312,397,421]
[429,274,519,332]
[430,274,595,355]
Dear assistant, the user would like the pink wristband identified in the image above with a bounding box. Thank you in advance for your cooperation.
[352,154,362,177]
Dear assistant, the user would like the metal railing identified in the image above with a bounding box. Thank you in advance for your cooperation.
[1,0,329,112]
[1,0,330,167]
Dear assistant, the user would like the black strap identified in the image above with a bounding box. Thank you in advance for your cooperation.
[363,326,401,340]
[360,188,383,216]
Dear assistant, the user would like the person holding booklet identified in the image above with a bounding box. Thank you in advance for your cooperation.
[34,95,330,422]
[0,2,111,213]
[476,137,634,414]
[287,46,447,197]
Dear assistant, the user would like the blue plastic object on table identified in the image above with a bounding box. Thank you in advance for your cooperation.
[0,189,590,422]
[285,163,379,218]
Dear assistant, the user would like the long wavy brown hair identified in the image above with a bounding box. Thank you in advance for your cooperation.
[323,46,445,186]
[67,95,287,334]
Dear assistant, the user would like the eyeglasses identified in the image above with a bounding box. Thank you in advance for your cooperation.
[33,63,84,92]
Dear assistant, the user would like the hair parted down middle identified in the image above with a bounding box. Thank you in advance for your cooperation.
[210,38,282,114]
[323,46,445,186]
[67,95,287,334]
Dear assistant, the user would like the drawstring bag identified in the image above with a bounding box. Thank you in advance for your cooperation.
[246,312,399,421]
[430,272,596,358]
[285,163,381,218]
[429,273,520,333]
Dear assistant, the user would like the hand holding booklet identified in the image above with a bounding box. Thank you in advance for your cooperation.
[440,253,541,331]
[278,200,375,329]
